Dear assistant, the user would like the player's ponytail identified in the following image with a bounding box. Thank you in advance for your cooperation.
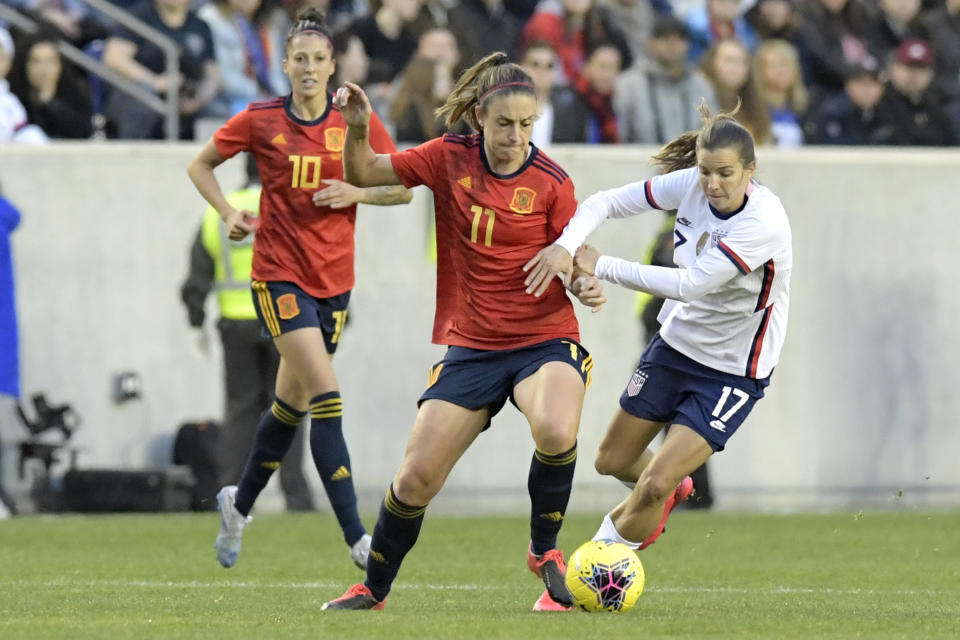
[652,100,756,173]
[435,51,536,131]
[285,7,333,54]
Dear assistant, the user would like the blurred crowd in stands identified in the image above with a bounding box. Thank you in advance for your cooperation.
[1,0,958,145]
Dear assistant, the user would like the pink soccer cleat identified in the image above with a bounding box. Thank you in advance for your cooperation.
[527,543,574,608]
[638,475,694,550]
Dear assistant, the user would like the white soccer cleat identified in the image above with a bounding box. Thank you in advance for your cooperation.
[349,533,372,569]
[214,486,252,568]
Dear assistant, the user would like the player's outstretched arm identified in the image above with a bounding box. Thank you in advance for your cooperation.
[336,82,403,187]
[312,180,412,209]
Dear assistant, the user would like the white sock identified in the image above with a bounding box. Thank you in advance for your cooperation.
[592,513,641,549]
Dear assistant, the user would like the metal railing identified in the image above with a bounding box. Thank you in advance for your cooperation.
[0,0,181,140]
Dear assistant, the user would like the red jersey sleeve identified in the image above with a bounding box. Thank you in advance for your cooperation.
[213,108,252,159]
[547,176,578,242]
[368,111,398,154]
[389,136,445,189]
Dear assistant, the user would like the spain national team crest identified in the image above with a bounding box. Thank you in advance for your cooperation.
[509,187,537,214]
[325,128,345,152]
[626,370,648,397]
[276,293,300,320]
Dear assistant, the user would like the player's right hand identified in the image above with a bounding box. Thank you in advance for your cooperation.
[223,208,255,241]
[334,82,373,127]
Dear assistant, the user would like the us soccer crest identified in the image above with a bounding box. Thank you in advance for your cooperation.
[626,370,648,397]
[325,128,345,152]
[509,187,536,214]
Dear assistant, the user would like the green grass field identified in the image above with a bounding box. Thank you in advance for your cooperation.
[2,510,958,639]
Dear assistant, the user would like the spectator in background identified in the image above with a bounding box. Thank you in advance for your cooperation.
[867,0,928,61]
[921,0,960,126]
[181,153,315,512]
[745,0,802,45]
[598,0,669,63]
[797,0,881,99]
[348,0,421,84]
[448,0,522,65]
[9,31,93,139]
[615,15,717,144]
[0,28,48,144]
[700,38,772,144]
[573,40,622,143]
[874,38,958,145]
[522,0,632,86]
[0,180,20,518]
[389,27,466,142]
[520,39,588,146]
[6,0,107,47]
[199,0,290,117]
[332,30,369,87]
[686,0,758,63]
[753,38,806,146]
[103,0,220,139]
[803,55,892,144]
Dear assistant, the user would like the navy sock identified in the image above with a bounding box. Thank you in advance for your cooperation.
[309,391,365,545]
[364,484,426,602]
[235,398,304,516]
[528,442,577,556]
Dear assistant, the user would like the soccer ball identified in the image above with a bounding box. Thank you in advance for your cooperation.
[564,540,645,613]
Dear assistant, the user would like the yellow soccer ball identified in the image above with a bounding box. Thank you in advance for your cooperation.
[564,540,645,613]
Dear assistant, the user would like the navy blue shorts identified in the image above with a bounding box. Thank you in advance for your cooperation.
[620,334,770,451]
[419,338,592,430]
[251,280,350,354]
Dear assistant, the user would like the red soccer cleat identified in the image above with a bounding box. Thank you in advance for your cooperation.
[527,543,574,607]
[321,583,385,611]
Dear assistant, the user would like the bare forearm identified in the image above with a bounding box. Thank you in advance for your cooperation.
[344,124,376,185]
[358,185,412,205]
[187,162,233,219]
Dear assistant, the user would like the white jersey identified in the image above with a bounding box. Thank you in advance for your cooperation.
[556,166,791,379]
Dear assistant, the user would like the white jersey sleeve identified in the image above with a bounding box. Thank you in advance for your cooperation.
[595,247,741,302]
[553,168,699,256]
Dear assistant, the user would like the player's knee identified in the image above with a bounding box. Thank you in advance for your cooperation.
[532,418,578,454]
[393,465,442,506]
[593,447,619,477]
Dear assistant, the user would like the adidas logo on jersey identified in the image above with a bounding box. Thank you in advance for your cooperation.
[457,176,471,188]
[271,133,287,145]
[330,466,351,481]
[677,216,692,226]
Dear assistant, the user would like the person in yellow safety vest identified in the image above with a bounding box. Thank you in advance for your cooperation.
[635,210,713,509]
[181,153,314,511]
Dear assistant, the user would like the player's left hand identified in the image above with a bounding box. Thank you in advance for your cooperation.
[571,275,606,313]
[523,244,573,297]
[313,179,362,209]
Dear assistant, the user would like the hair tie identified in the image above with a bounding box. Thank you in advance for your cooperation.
[478,81,535,103]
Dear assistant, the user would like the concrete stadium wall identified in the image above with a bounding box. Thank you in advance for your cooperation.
[0,143,958,515]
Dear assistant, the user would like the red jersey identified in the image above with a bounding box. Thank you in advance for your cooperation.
[214,94,397,298]
[391,133,580,349]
